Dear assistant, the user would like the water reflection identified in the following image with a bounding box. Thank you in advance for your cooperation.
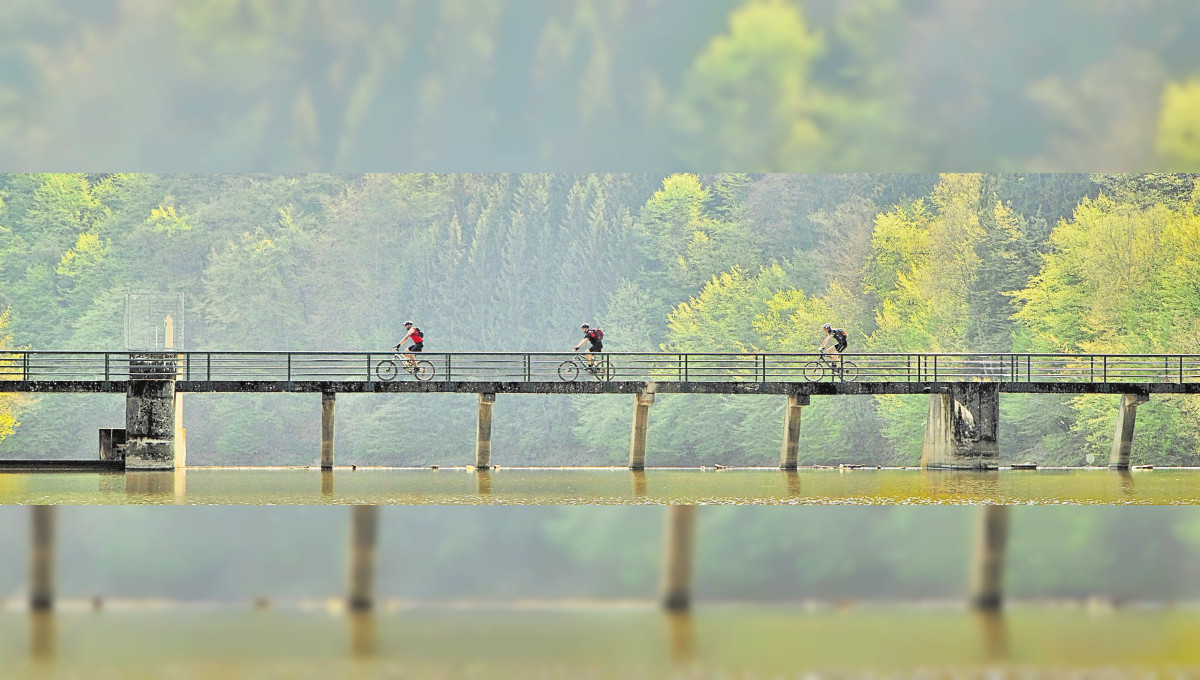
[782,470,800,498]
[631,470,647,497]
[664,612,694,664]
[4,468,1200,505]
[973,610,1008,661]
[1119,469,1135,496]
[29,611,54,660]
[920,469,1000,499]
[348,611,376,657]
[125,470,178,499]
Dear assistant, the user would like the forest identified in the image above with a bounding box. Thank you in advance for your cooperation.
[1,1,1199,172]
[2,172,1199,467]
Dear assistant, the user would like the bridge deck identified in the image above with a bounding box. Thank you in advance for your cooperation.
[5,380,1200,395]
[2,351,1199,394]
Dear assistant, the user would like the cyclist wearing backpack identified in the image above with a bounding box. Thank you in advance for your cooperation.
[572,323,604,372]
[819,323,848,355]
[394,320,424,371]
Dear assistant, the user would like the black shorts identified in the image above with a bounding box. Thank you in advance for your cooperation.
[834,342,847,353]
[588,343,603,353]
[408,343,423,352]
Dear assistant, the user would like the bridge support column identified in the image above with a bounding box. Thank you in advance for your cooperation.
[475,393,496,469]
[348,505,378,611]
[1109,394,1149,469]
[125,355,177,469]
[779,393,810,469]
[629,385,656,470]
[30,506,55,611]
[967,505,1009,610]
[920,383,999,469]
[660,505,697,611]
[321,392,336,470]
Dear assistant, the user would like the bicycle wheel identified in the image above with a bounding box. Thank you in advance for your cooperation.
[412,360,435,382]
[839,361,859,382]
[558,360,580,382]
[802,361,826,382]
[375,360,398,382]
[590,356,613,381]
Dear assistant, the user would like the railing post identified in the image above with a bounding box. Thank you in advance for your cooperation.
[1103,356,1107,383]
[683,354,688,382]
[447,353,453,382]
[104,353,110,382]
[366,354,372,382]
[207,353,212,382]
[524,354,530,382]
[185,353,190,381]
[23,352,28,380]
[287,354,292,382]
[1181,356,1185,385]
[933,355,938,382]
[1026,355,1031,382]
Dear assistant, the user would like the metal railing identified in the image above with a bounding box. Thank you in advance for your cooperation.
[2,351,1200,384]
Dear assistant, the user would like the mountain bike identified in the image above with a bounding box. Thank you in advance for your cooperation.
[558,354,613,382]
[802,350,858,382]
[375,353,435,382]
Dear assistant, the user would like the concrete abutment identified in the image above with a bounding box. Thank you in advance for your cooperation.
[921,383,1000,469]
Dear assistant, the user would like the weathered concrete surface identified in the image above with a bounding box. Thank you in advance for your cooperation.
[1109,393,1150,469]
[30,506,55,611]
[475,392,496,469]
[967,505,1010,610]
[660,505,697,611]
[348,505,378,611]
[779,393,811,469]
[629,384,656,470]
[921,383,1000,469]
[125,378,176,469]
[321,392,335,470]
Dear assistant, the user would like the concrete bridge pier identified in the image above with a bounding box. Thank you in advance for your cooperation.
[321,392,336,470]
[779,393,810,469]
[125,355,178,469]
[921,383,1000,469]
[476,392,496,468]
[967,505,1010,610]
[629,384,657,470]
[1109,394,1150,469]
[30,506,55,611]
[660,505,697,611]
[347,505,378,611]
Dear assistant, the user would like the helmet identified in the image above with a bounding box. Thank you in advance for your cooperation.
[404,320,413,326]
[823,323,832,330]
[580,323,590,329]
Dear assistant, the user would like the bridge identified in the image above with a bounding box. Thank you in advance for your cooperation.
[3,350,1199,471]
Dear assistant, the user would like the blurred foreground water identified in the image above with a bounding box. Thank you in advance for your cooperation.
[3,605,1200,678]
[2,468,1200,504]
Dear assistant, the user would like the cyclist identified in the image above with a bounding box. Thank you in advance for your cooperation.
[394,321,424,372]
[572,323,604,373]
[818,323,848,371]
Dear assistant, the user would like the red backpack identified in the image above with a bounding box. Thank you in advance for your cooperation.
[587,328,604,342]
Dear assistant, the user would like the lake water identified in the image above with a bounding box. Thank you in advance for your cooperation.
[2,467,1200,504]
[3,604,1199,678]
